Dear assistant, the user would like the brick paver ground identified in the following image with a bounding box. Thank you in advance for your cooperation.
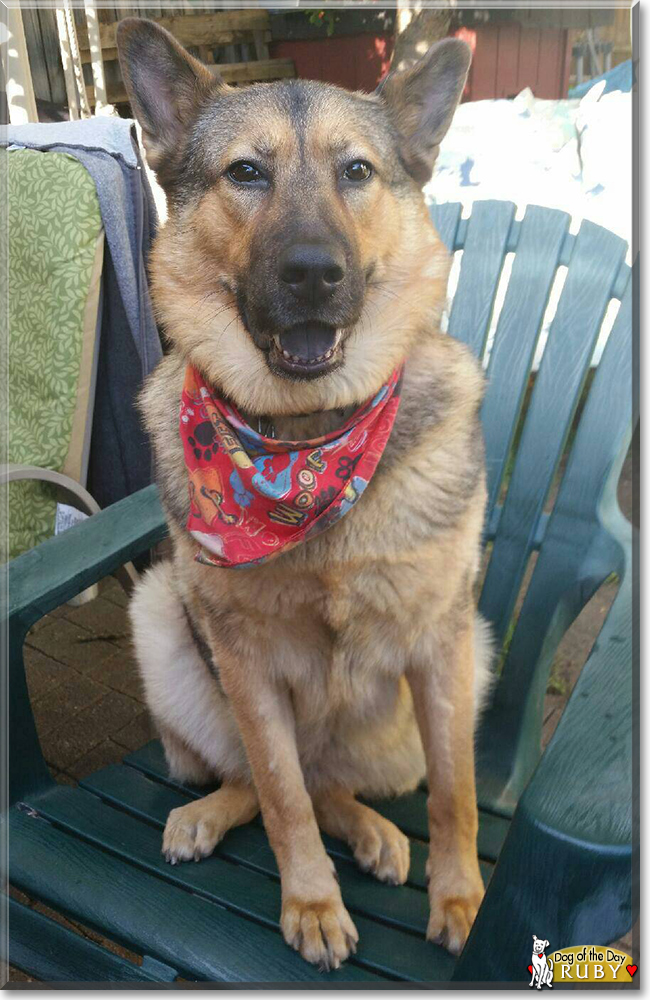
[23,578,156,783]
[6,437,638,982]
[6,580,159,984]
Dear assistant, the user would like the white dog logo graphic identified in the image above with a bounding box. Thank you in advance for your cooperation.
[529,935,554,989]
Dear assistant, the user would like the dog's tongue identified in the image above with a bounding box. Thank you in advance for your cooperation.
[278,323,338,362]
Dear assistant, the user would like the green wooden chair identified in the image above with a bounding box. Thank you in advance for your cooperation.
[4,200,635,984]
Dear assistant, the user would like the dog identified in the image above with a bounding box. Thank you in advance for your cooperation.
[117,18,491,971]
[530,936,553,989]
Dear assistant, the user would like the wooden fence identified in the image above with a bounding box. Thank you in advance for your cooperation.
[22,6,295,114]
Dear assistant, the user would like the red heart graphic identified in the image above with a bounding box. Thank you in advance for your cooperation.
[626,965,638,978]
[528,965,533,975]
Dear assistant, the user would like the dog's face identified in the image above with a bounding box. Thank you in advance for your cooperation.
[118,20,470,414]
[533,937,549,955]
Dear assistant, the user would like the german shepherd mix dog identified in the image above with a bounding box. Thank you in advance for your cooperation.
[118,18,491,971]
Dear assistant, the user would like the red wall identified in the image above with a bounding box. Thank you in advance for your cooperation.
[456,24,572,101]
[272,24,571,101]
[270,33,393,92]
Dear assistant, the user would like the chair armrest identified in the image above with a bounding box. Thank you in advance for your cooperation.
[454,569,635,982]
[2,463,141,597]
[517,568,633,845]
[8,484,167,630]
[6,485,168,805]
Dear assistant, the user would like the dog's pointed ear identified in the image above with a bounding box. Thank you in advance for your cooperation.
[117,17,223,171]
[378,38,470,186]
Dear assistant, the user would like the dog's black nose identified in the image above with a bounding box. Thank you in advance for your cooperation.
[278,244,346,303]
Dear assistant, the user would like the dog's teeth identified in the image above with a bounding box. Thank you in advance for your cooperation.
[279,339,339,366]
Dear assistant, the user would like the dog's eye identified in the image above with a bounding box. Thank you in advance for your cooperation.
[343,160,373,182]
[227,161,266,185]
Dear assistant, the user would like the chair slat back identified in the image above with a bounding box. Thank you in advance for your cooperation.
[427,202,462,262]
[477,274,633,810]
[480,206,570,514]
[429,201,633,812]
[479,218,627,645]
[446,200,515,356]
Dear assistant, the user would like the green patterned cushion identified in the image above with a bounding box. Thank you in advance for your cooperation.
[7,148,104,561]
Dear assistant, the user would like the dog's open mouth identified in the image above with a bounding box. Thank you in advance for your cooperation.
[269,323,343,379]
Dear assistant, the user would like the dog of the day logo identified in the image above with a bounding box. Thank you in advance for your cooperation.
[528,937,637,986]
[529,936,553,989]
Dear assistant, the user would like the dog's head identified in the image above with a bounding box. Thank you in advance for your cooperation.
[118,19,470,414]
[533,937,549,955]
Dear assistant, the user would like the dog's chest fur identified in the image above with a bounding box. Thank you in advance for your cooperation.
[142,331,485,710]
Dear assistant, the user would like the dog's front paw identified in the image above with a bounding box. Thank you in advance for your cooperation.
[351,811,410,885]
[281,895,358,971]
[426,858,484,955]
[162,800,224,863]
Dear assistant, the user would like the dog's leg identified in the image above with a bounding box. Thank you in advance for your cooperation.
[162,782,258,863]
[158,722,217,786]
[217,659,358,969]
[407,609,484,955]
[313,787,410,885]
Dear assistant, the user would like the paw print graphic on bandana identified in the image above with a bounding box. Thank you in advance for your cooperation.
[188,420,218,461]
[230,470,254,508]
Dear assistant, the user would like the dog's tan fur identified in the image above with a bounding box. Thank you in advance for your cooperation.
[120,18,490,970]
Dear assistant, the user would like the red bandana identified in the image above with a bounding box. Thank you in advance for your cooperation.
[179,365,403,568]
